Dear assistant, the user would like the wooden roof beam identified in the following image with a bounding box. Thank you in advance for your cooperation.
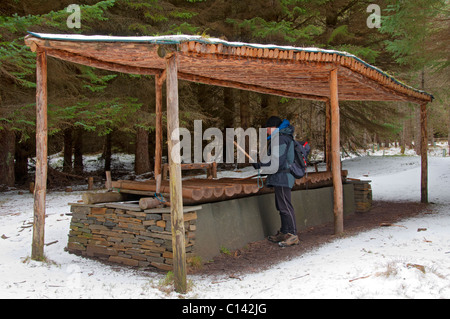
[338,65,431,104]
[44,48,161,75]
[178,71,328,102]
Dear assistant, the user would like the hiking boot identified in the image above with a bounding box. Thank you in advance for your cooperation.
[268,231,289,243]
[278,233,299,247]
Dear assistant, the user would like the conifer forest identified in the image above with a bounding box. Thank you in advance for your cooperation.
[0,0,448,187]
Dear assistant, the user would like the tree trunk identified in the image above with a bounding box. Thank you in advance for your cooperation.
[448,108,450,156]
[421,103,428,203]
[260,94,279,123]
[73,127,83,175]
[308,101,313,141]
[239,90,250,166]
[103,132,112,172]
[0,129,15,187]
[14,134,29,184]
[223,87,235,163]
[401,103,413,152]
[406,106,414,149]
[63,127,73,173]
[166,53,187,294]
[240,90,250,129]
[135,127,150,175]
[325,100,331,171]
[415,70,426,155]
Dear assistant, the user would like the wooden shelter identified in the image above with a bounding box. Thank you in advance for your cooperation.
[25,33,433,292]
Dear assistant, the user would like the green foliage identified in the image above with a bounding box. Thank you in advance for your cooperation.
[0,0,118,138]
[380,0,448,71]
[1,0,447,169]
[0,103,35,140]
[0,38,36,88]
[47,97,143,138]
[170,10,198,20]
[79,67,118,93]
[124,0,168,24]
[337,45,380,64]
[220,246,231,255]
[327,25,351,44]
[0,0,116,94]
[0,13,42,34]
[122,0,202,35]
[168,21,200,35]
[228,17,322,44]
[0,0,115,34]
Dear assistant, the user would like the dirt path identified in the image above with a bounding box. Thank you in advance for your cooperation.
[192,201,431,276]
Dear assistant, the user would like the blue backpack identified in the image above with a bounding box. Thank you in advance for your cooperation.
[288,140,311,179]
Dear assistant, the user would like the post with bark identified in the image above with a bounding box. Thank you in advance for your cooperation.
[105,171,112,190]
[155,72,165,193]
[420,103,428,203]
[329,69,344,235]
[165,51,187,293]
[32,49,48,260]
[325,99,332,172]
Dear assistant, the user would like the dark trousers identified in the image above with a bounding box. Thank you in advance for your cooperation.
[274,186,297,235]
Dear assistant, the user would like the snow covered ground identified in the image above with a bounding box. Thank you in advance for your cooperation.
[1,145,449,299]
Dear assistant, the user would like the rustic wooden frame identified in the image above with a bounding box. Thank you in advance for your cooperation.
[31,49,48,261]
[25,33,432,292]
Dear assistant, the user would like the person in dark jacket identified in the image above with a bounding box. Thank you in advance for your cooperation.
[253,116,299,247]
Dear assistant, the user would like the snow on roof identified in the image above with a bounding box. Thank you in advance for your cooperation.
[26,32,433,100]
[27,31,358,57]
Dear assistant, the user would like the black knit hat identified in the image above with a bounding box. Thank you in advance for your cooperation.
[264,116,282,128]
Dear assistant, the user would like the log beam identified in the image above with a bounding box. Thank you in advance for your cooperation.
[155,72,164,193]
[45,48,160,76]
[32,49,48,260]
[165,53,187,293]
[420,103,428,203]
[330,69,344,235]
[177,71,328,102]
[325,99,332,171]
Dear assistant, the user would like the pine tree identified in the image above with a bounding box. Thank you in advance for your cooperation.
[381,0,449,152]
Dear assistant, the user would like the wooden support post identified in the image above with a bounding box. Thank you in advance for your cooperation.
[330,69,344,235]
[88,176,94,190]
[211,161,217,179]
[420,103,428,203]
[32,49,48,260]
[325,99,332,172]
[155,73,164,194]
[165,53,187,293]
[105,171,112,190]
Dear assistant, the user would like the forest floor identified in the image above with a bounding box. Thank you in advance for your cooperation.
[1,143,449,298]
[193,201,429,276]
